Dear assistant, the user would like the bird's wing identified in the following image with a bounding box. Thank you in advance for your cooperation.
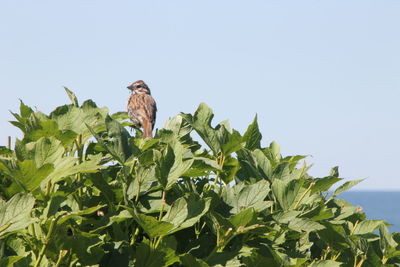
[128,94,157,129]
[141,94,157,129]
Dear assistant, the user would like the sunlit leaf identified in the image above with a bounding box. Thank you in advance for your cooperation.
[331,179,364,198]
[0,193,36,238]
[64,87,79,107]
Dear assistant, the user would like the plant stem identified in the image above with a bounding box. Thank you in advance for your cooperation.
[75,134,84,208]
[214,153,225,191]
[122,182,129,206]
[135,182,141,203]
[132,159,141,203]
[154,236,163,249]
[350,220,359,235]
[7,136,11,150]
[45,181,52,198]
[130,227,140,246]
[355,256,365,267]
[55,250,68,267]
[158,190,166,221]
[294,182,315,209]
[34,217,58,267]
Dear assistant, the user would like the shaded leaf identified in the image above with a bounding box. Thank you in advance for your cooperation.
[288,218,325,232]
[243,115,262,150]
[132,211,174,238]
[229,208,256,228]
[272,178,304,211]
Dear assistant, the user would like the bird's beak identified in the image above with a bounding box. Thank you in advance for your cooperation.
[127,86,132,90]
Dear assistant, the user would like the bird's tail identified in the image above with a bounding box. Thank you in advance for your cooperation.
[142,120,153,138]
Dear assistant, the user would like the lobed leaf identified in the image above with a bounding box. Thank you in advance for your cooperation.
[0,193,36,238]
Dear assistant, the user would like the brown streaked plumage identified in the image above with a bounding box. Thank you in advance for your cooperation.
[127,80,157,138]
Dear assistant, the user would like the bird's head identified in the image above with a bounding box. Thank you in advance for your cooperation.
[127,80,151,94]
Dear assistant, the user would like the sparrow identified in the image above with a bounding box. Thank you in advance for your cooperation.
[127,80,157,138]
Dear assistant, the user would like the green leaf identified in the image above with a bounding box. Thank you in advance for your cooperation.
[272,178,304,211]
[241,250,278,266]
[288,218,325,232]
[88,116,132,163]
[43,195,68,218]
[162,195,211,233]
[220,129,242,155]
[309,260,342,267]
[311,176,342,193]
[64,87,79,107]
[45,153,104,184]
[223,180,271,214]
[51,101,108,142]
[0,193,36,238]
[12,160,54,192]
[182,103,240,155]
[318,224,350,250]
[236,149,272,182]
[135,240,168,267]
[111,111,129,120]
[127,166,157,200]
[156,136,194,189]
[308,206,334,221]
[62,231,105,265]
[57,204,106,225]
[33,137,64,167]
[352,220,383,235]
[104,115,132,162]
[163,114,192,137]
[0,256,24,266]
[330,166,339,177]
[133,212,175,239]
[180,254,210,267]
[379,223,397,254]
[229,208,256,228]
[220,155,240,184]
[271,162,291,180]
[19,99,34,119]
[243,115,262,150]
[331,179,364,198]
[0,146,12,157]
[181,103,220,154]
[183,156,221,177]
[262,141,281,167]
[273,210,302,224]
[281,155,308,171]
[28,119,59,140]
[157,236,180,266]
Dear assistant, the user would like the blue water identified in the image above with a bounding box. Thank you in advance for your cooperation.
[340,191,400,233]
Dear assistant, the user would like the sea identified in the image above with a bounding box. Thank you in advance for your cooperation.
[340,191,400,233]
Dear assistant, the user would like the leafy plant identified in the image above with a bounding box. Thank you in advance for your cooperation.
[0,89,399,266]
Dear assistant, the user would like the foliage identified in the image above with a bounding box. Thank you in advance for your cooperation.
[0,89,399,266]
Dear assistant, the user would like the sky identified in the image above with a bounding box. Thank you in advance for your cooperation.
[0,1,399,190]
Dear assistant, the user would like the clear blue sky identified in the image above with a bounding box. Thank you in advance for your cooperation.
[1,1,399,190]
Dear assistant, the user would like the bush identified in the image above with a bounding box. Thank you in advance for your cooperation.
[0,89,399,266]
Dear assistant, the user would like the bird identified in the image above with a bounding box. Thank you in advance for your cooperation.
[127,80,157,138]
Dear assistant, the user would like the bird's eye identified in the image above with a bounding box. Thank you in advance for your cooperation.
[136,85,142,88]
